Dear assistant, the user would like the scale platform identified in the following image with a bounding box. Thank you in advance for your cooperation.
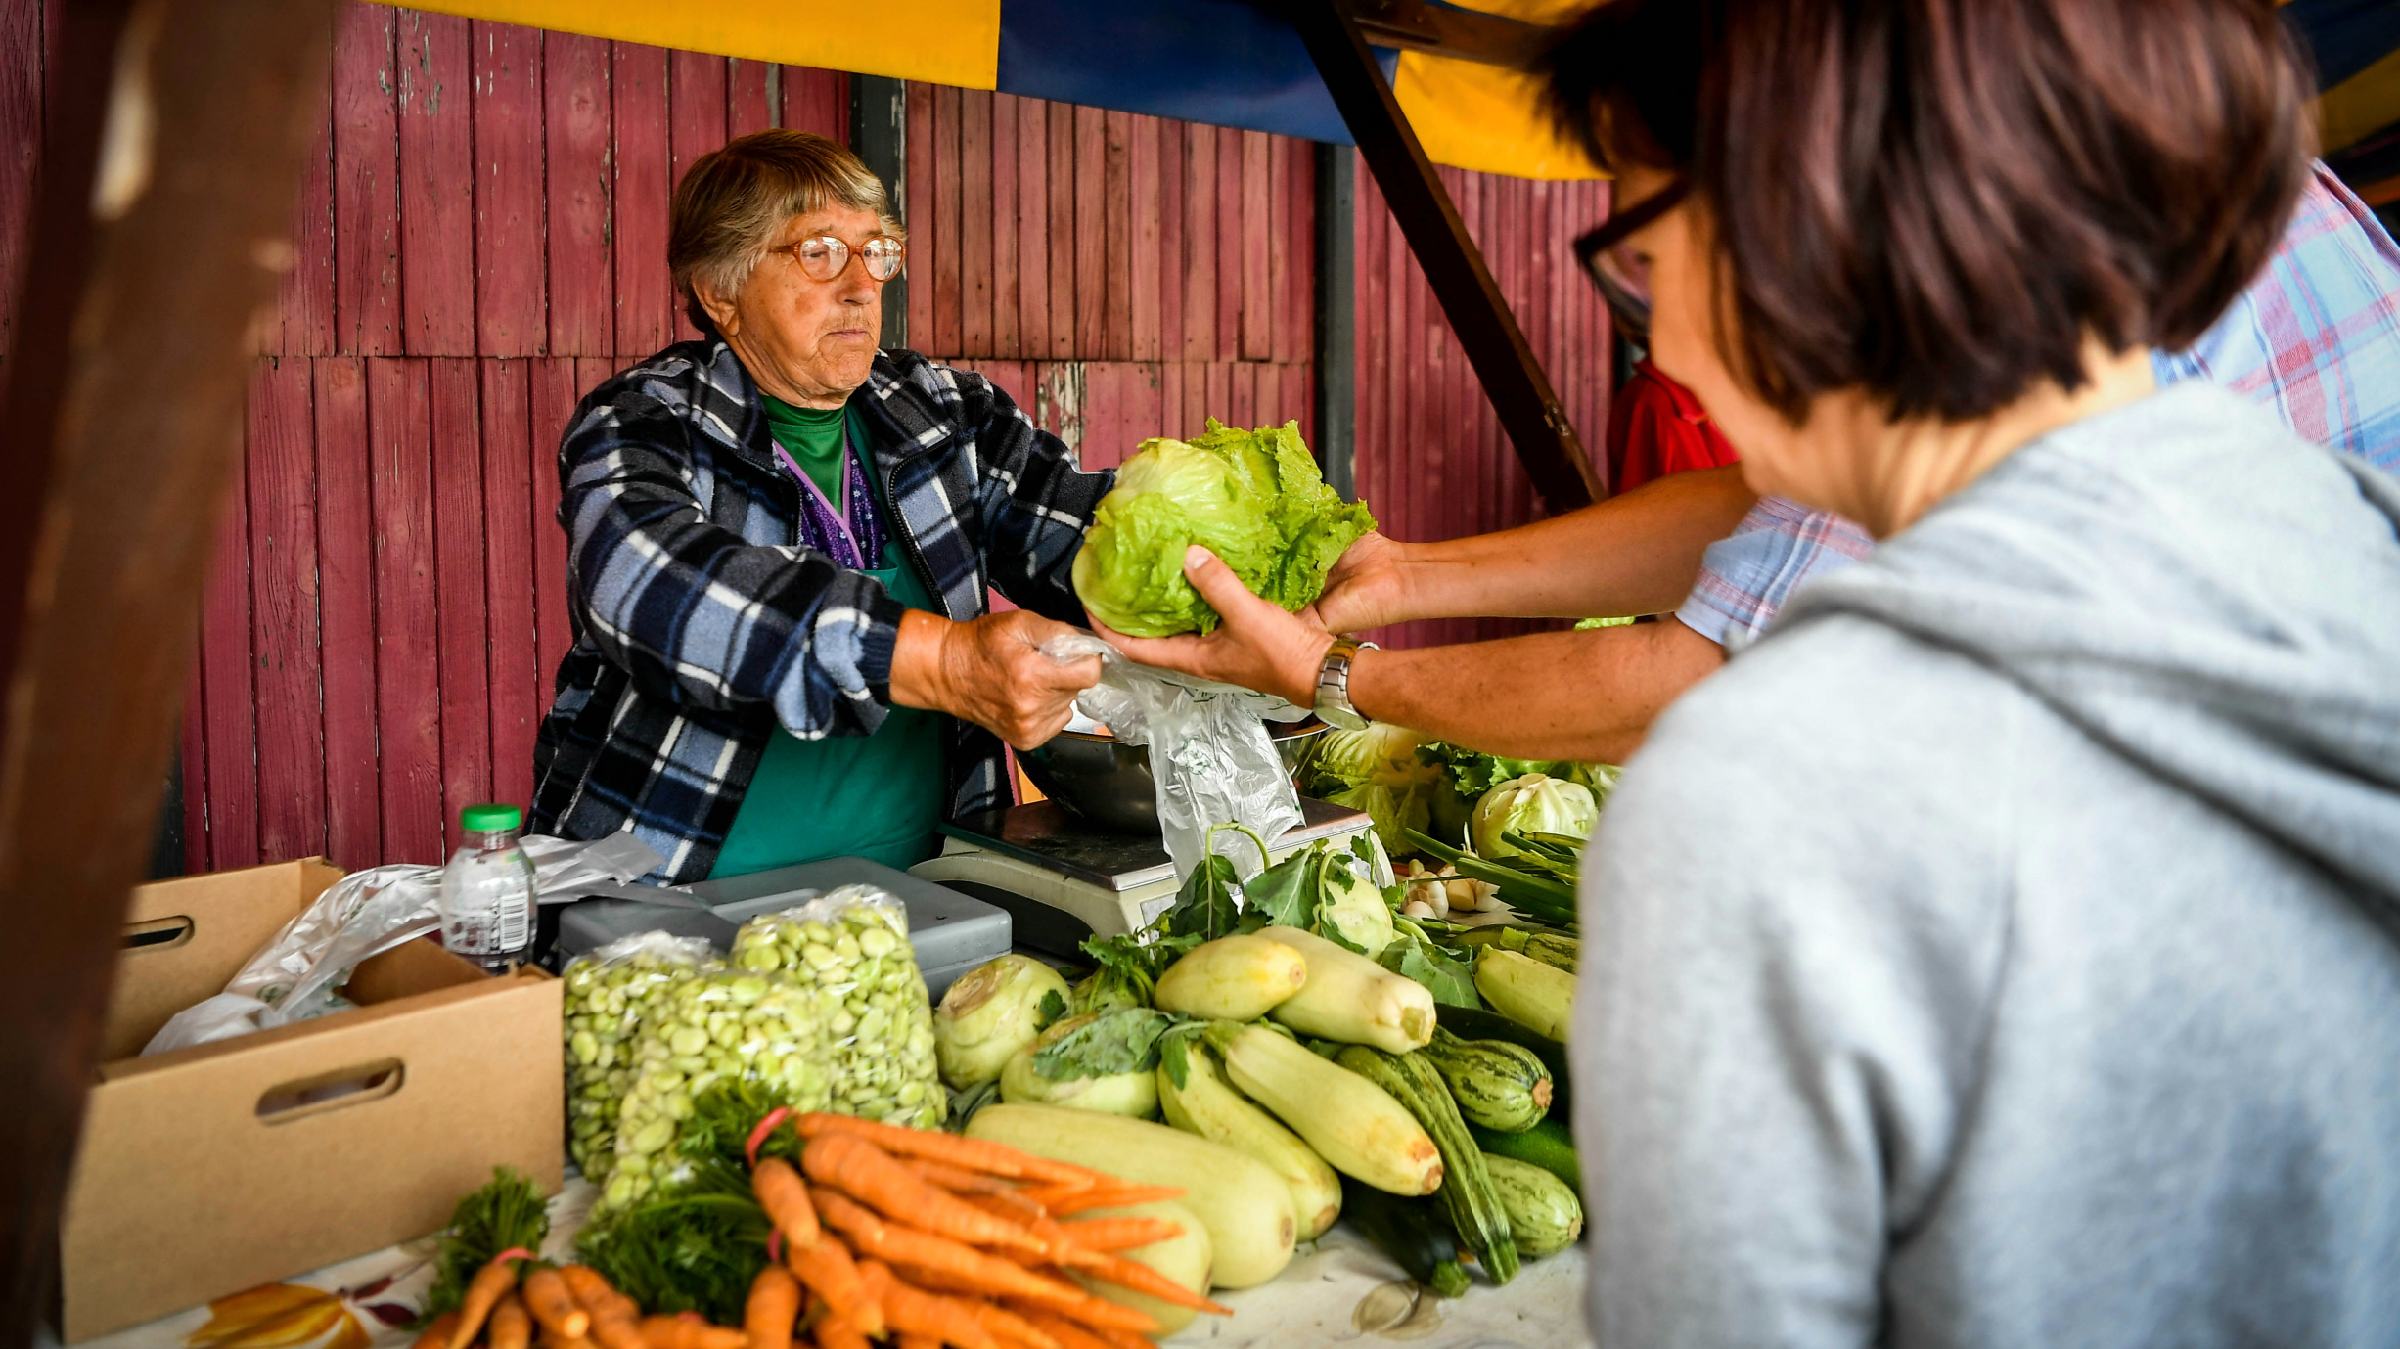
[910,797,1371,957]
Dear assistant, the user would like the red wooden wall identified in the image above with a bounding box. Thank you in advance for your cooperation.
[901,89,1318,472]
[0,2,1606,874]
[1355,167,1615,651]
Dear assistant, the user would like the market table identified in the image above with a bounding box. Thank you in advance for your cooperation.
[55,1176,1591,1349]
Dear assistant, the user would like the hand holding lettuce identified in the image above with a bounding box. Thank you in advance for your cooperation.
[1074,420,1376,637]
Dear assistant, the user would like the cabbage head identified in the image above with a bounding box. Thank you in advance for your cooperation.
[1306,723,1427,792]
[1073,419,1375,637]
[1470,773,1600,860]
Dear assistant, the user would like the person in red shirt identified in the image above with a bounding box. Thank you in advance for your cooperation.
[1602,234,1741,493]
[1607,356,1740,493]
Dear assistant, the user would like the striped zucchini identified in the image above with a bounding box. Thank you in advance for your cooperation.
[1482,1153,1583,1257]
[1336,1045,1519,1285]
[1422,1028,1553,1132]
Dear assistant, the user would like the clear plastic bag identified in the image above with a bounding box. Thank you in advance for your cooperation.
[1043,632,1308,880]
[562,930,721,1181]
[605,967,837,1209]
[731,885,945,1130]
[142,832,665,1056]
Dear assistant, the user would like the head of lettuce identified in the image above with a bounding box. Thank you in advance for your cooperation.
[1073,420,1377,637]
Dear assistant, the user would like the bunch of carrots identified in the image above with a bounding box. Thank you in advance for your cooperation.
[415,1111,1231,1349]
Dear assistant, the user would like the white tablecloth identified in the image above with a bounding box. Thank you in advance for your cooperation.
[59,1177,1590,1349]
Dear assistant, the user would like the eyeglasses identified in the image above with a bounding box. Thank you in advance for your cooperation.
[769,234,906,284]
[1573,178,1689,334]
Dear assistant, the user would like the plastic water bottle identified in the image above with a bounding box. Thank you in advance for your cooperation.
[439,803,537,972]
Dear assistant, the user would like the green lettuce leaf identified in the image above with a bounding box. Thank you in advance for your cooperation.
[1073,419,1375,637]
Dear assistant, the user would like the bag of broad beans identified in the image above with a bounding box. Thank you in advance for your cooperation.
[731,885,944,1129]
[560,931,718,1180]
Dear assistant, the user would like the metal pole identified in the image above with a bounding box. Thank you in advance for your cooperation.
[1314,143,1359,499]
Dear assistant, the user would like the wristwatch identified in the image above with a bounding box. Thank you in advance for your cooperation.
[1312,638,1378,730]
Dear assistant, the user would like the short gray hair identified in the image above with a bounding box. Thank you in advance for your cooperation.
[668,129,904,329]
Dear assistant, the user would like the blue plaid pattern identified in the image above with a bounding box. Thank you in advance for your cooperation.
[531,340,1111,883]
[1679,162,2400,649]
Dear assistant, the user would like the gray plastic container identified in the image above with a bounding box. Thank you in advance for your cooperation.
[553,856,1011,998]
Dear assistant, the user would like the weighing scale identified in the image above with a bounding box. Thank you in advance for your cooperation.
[910,796,1373,957]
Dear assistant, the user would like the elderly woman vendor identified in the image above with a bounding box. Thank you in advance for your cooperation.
[533,130,1108,883]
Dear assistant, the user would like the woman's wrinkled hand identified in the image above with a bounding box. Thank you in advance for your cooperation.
[894,609,1103,749]
[1089,546,1336,707]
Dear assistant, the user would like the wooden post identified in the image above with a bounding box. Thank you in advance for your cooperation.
[852,74,908,349]
[0,1,340,1339]
[1292,0,1602,512]
[1314,142,1359,499]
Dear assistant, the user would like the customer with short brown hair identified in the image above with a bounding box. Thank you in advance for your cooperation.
[1528,1,2400,1344]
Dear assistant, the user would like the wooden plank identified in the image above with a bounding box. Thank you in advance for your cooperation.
[1266,137,1291,366]
[1284,135,1314,369]
[1204,362,1232,427]
[668,49,729,344]
[930,84,960,357]
[473,18,546,356]
[782,66,845,140]
[1046,100,1075,358]
[1215,127,1242,359]
[545,31,612,358]
[396,10,474,356]
[1240,130,1272,361]
[1102,111,1132,360]
[904,82,932,346]
[1180,125,1215,363]
[334,2,401,355]
[1156,362,1182,443]
[0,0,36,364]
[612,40,671,357]
[1353,164,1381,514]
[428,358,489,843]
[728,58,772,137]
[1156,125,1182,369]
[989,94,1019,358]
[281,62,337,356]
[529,358,588,709]
[369,358,443,863]
[1129,116,1160,361]
[314,355,380,868]
[1014,97,1047,358]
[181,651,207,872]
[959,90,991,356]
[248,356,327,863]
[1073,105,1106,354]
[200,427,257,869]
[481,359,538,809]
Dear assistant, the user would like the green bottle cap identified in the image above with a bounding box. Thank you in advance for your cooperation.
[460,803,523,833]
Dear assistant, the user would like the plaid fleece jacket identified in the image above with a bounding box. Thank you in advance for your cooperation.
[531,340,1111,883]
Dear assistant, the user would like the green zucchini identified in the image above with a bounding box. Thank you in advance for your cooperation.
[1422,1029,1552,1132]
[1435,1005,1572,1118]
[1336,1046,1518,1285]
[1474,949,1574,1041]
[1338,1176,1471,1298]
[1454,926,1578,971]
[1481,1154,1583,1257]
[1469,1116,1580,1193]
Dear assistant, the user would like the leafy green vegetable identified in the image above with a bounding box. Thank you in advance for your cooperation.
[1031,1007,1180,1081]
[1037,988,1068,1026]
[1242,847,1321,930]
[1471,774,1600,861]
[577,1156,770,1326]
[1418,742,1567,799]
[1072,419,1376,637]
[1379,923,1481,1008]
[1575,615,1637,629]
[420,1167,549,1325]
[1306,723,1428,791]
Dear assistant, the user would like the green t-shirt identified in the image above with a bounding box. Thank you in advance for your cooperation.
[710,395,947,879]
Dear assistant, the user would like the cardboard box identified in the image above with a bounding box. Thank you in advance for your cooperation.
[58,860,563,1341]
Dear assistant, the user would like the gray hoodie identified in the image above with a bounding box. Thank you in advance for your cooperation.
[1576,382,2400,1348]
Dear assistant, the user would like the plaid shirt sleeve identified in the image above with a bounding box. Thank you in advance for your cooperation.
[2152,162,2400,473]
[559,381,912,741]
[955,369,1114,625]
[1676,497,1878,649]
